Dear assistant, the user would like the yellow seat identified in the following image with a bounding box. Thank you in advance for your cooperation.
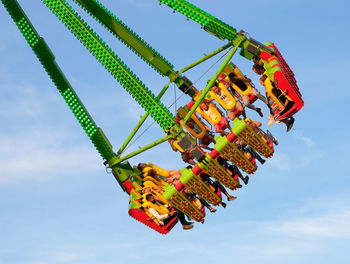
[196,104,222,125]
[193,93,222,125]
[142,184,168,204]
[145,163,170,178]
[224,64,252,96]
[210,83,237,110]
[170,138,185,153]
[142,201,169,215]
[178,107,206,138]
[143,176,166,187]
[265,77,290,109]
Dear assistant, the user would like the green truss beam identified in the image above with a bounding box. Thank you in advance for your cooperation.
[41,0,176,131]
[73,0,176,79]
[182,35,246,124]
[72,0,233,98]
[1,0,115,162]
[158,0,238,42]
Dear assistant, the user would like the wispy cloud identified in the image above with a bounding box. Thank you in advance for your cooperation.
[266,210,350,239]
[293,130,314,148]
[266,152,291,171]
[0,131,100,185]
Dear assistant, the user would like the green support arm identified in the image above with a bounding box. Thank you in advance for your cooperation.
[41,0,176,131]
[157,0,238,42]
[72,0,232,98]
[73,0,176,79]
[1,0,116,166]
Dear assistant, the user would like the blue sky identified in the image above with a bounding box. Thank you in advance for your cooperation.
[0,0,350,263]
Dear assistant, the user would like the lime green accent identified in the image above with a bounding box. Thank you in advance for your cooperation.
[231,118,247,133]
[130,189,142,200]
[215,134,256,174]
[112,162,134,182]
[74,0,175,78]
[239,39,256,60]
[158,0,237,41]
[42,0,176,130]
[232,119,273,158]
[178,42,233,74]
[261,42,280,82]
[163,184,204,222]
[114,134,172,164]
[163,184,178,201]
[180,168,221,206]
[198,153,239,190]
[131,174,143,188]
[129,197,142,210]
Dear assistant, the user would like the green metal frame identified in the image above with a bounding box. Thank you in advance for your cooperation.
[1,0,126,179]
[41,0,176,131]
[182,35,246,125]
[158,0,238,42]
[2,0,257,190]
[117,42,233,156]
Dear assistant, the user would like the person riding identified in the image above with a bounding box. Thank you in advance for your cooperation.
[145,194,194,230]
[259,74,295,131]
[219,68,267,117]
[209,84,245,121]
[199,101,231,136]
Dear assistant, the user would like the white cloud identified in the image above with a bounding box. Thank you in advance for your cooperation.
[0,131,101,185]
[293,130,314,148]
[266,151,291,171]
[266,210,350,239]
[233,240,317,263]
[0,82,52,120]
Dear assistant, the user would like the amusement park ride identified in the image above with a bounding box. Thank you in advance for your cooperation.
[2,0,304,234]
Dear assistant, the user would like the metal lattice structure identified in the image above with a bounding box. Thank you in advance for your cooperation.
[1,0,303,234]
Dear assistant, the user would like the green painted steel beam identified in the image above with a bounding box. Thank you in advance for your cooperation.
[158,0,238,42]
[41,0,176,131]
[117,81,172,155]
[73,0,176,79]
[179,42,232,74]
[73,0,232,99]
[182,35,246,124]
[114,134,173,164]
[1,0,116,162]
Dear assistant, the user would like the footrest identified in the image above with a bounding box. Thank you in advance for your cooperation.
[180,167,222,206]
[163,184,205,222]
[128,193,177,235]
[232,119,274,158]
[215,134,257,174]
[128,208,177,235]
[198,153,239,190]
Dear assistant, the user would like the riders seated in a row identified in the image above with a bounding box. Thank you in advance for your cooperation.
[135,163,194,230]
[253,59,295,132]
